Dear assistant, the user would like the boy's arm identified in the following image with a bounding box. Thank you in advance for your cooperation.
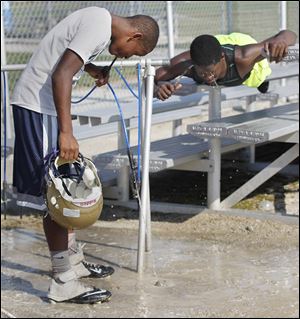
[84,63,110,86]
[236,30,297,78]
[155,50,192,82]
[155,50,193,100]
[52,49,83,161]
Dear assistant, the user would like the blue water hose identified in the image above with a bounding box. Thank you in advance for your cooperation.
[71,66,139,103]
[107,83,131,152]
[71,66,142,183]
[72,57,118,104]
[107,81,141,202]
[70,65,142,195]
[114,67,139,99]
[71,85,97,104]
[111,66,142,185]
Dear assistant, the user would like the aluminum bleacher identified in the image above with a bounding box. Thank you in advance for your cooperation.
[72,63,299,140]
[187,102,298,209]
[82,62,298,207]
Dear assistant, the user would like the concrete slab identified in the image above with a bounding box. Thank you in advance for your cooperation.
[1,215,299,318]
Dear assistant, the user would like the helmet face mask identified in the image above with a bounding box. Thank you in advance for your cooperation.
[45,154,103,230]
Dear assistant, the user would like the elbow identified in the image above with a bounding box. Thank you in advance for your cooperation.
[290,30,298,44]
[51,69,62,87]
[280,30,298,45]
[155,67,169,82]
[52,68,72,88]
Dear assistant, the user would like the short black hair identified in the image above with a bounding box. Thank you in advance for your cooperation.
[190,35,222,66]
[128,15,160,53]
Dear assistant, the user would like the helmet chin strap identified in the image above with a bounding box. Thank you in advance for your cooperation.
[61,179,72,197]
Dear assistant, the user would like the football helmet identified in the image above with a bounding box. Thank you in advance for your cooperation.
[45,153,103,230]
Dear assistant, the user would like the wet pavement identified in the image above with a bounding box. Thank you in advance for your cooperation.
[1,220,299,318]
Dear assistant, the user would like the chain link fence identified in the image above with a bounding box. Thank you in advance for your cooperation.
[2,1,299,88]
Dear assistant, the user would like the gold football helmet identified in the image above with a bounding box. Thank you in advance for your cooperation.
[45,153,103,230]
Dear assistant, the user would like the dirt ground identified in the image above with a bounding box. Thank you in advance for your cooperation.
[2,207,299,249]
[1,209,299,318]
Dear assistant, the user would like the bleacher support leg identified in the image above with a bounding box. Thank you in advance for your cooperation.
[117,167,129,201]
[207,87,222,210]
[172,119,182,136]
[208,138,221,209]
[117,119,130,201]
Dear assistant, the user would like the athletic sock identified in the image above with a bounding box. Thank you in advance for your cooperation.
[68,231,78,256]
[50,250,72,279]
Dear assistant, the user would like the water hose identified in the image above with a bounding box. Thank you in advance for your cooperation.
[70,61,143,205]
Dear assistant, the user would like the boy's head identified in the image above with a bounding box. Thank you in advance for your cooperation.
[109,15,159,58]
[190,35,226,85]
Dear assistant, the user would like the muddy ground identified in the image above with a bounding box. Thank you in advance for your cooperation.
[1,209,299,318]
[1,102,299,317]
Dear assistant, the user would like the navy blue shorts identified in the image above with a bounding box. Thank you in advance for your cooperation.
[12,105,58,211]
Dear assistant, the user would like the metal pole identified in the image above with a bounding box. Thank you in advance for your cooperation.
[137,65,152,253]
[280,1,287,30]
[1,59,170,72]
[46,1,53,31]
[166,1,181,136]
[1,2,10,217]
[137,1,143,13]
[207,87,222,210]
[221,1,226,34]
[166,1,175,59]
[138,65,146,268]
[1,2,12,142]
[129,1,135,15]
[137,61,155,273]
[145,182,152,252]
[226,1,233,34]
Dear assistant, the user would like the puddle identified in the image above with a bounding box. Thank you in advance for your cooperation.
[1,225,298,318]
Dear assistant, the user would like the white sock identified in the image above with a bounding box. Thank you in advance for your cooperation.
[68,231,78,256]
[50,250,71,279]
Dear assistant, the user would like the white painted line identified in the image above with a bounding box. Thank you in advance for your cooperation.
[1,308,17,318]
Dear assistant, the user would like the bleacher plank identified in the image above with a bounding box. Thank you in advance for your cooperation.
[187,103,299,143]
[93,134,242,173]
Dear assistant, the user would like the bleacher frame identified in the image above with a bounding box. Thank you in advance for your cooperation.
[87,62,299,211]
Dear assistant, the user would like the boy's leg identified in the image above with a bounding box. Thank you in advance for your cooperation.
[43,213,111,303]
[43,213,71,277]
[45,223,111,302]
[44,213,68,252]
[12,105,111,303]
